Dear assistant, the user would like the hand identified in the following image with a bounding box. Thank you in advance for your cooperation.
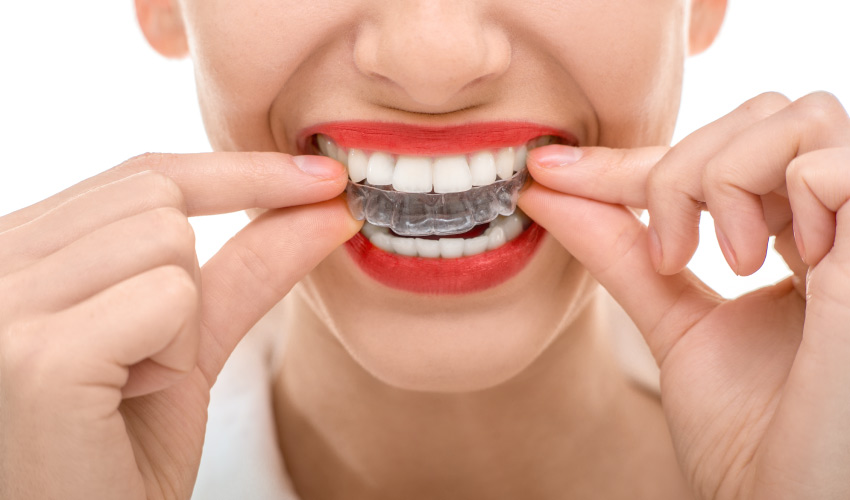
[520,92,850,500]
[0,152,360,500]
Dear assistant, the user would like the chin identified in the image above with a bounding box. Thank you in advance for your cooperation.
[343,312,557,393]
[298,232,599,393]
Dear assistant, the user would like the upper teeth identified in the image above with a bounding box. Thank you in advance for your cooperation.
[315,135,557,194]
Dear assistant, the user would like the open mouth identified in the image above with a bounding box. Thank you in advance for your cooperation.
[302,121,575,293]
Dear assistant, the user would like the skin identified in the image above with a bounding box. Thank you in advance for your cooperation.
[1,1,849,500]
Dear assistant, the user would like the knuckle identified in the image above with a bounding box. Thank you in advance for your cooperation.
[794,91,849,127]
[742,92,791,119]
[135,170,188,213]
[148,207,196,260]
[119,152,167,173]
[646,159,675,191]
[153,265,199,310]
[701,158,730,190]
[785,156,806,186]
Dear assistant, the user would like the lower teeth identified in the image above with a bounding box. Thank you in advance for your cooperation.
[362,210,531,259]
[346,168,529,237]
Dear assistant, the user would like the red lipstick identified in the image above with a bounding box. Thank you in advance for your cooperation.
[298,121,577,155]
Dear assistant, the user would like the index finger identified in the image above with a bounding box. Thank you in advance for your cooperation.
[2,152,347,228]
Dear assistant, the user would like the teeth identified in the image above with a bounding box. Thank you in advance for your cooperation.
[369,232,394,252]
[468,151,497,186]
[501,213,525,240]
[463,235,490,256]
[433,155,473,194]
[318,135,558,193]
[334,146,348,166]
[495,147,515,180]
[513,145,528,173]
[486,226,507,250]
[390,237,418,257]
[393,156,432,193]
[415,238,441,258]
[438,238,465,258]
[360,210,531,259]
[348,149,368,183]
[317,135,335,158]
[366,152,395,186]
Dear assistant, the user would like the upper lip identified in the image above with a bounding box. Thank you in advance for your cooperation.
[297,121,579,155]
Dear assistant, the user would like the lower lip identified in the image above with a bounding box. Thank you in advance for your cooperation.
[344,224,545,294]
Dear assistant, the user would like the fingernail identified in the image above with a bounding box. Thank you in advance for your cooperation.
[792,218,807,264]
[647,224,663,272]
[715,227,739,275]
[293,155,345,179]
[530,146,583,168]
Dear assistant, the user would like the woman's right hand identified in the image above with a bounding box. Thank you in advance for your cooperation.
[0,152,359,500]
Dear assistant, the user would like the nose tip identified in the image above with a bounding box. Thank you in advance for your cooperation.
[354,3,511,108]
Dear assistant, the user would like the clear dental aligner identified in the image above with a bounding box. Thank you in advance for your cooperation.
[314,134,558,237]
[361,210,532,259]
[346,169,529,236]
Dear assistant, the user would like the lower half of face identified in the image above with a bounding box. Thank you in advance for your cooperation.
[181,0,688,391]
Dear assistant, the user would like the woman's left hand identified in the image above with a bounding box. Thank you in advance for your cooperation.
[520,91,850,500]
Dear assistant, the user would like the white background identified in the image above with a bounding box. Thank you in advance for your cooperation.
[1,1,848,297]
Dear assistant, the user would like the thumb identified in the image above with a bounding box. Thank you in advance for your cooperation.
[518,183,719,364]
[197,197,361,383]
[526,145,669,208]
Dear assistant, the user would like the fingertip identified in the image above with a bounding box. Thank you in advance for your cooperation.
[292,154,346,179]
[647,208,701,276]
[715,225,740,275]
[527,145,584,170]
[516,182,556,222]
[300,196,364,243]
[647,224,664,273]
[718,222,770,276]
[291,155,350,197]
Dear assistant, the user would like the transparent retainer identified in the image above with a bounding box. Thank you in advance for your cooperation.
[346,168,530,237]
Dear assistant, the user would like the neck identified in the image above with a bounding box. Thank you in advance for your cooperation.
[271,287,686,500]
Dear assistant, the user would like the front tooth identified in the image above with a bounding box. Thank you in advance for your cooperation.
[468,151,497,186]
[392,156,433,193]
[487,226,507,250]
[439,238,465,258]
[433,155,472,194]
[463,235,489,256]
[495,147,515,180]
[348,149,368,183]
[366,152,395,185]
[513,145,528,173]
[391,237,418,256]
[415,238,441,258]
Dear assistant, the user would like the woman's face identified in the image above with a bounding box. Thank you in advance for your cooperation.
[163,0,702,391]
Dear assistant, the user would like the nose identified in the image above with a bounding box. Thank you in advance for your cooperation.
[354,1,511,109]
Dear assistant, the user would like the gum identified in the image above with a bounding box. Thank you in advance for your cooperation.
[346,168,529,236]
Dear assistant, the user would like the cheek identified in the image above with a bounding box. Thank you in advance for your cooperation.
[534,0,687,146]
[180,0,343,151]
